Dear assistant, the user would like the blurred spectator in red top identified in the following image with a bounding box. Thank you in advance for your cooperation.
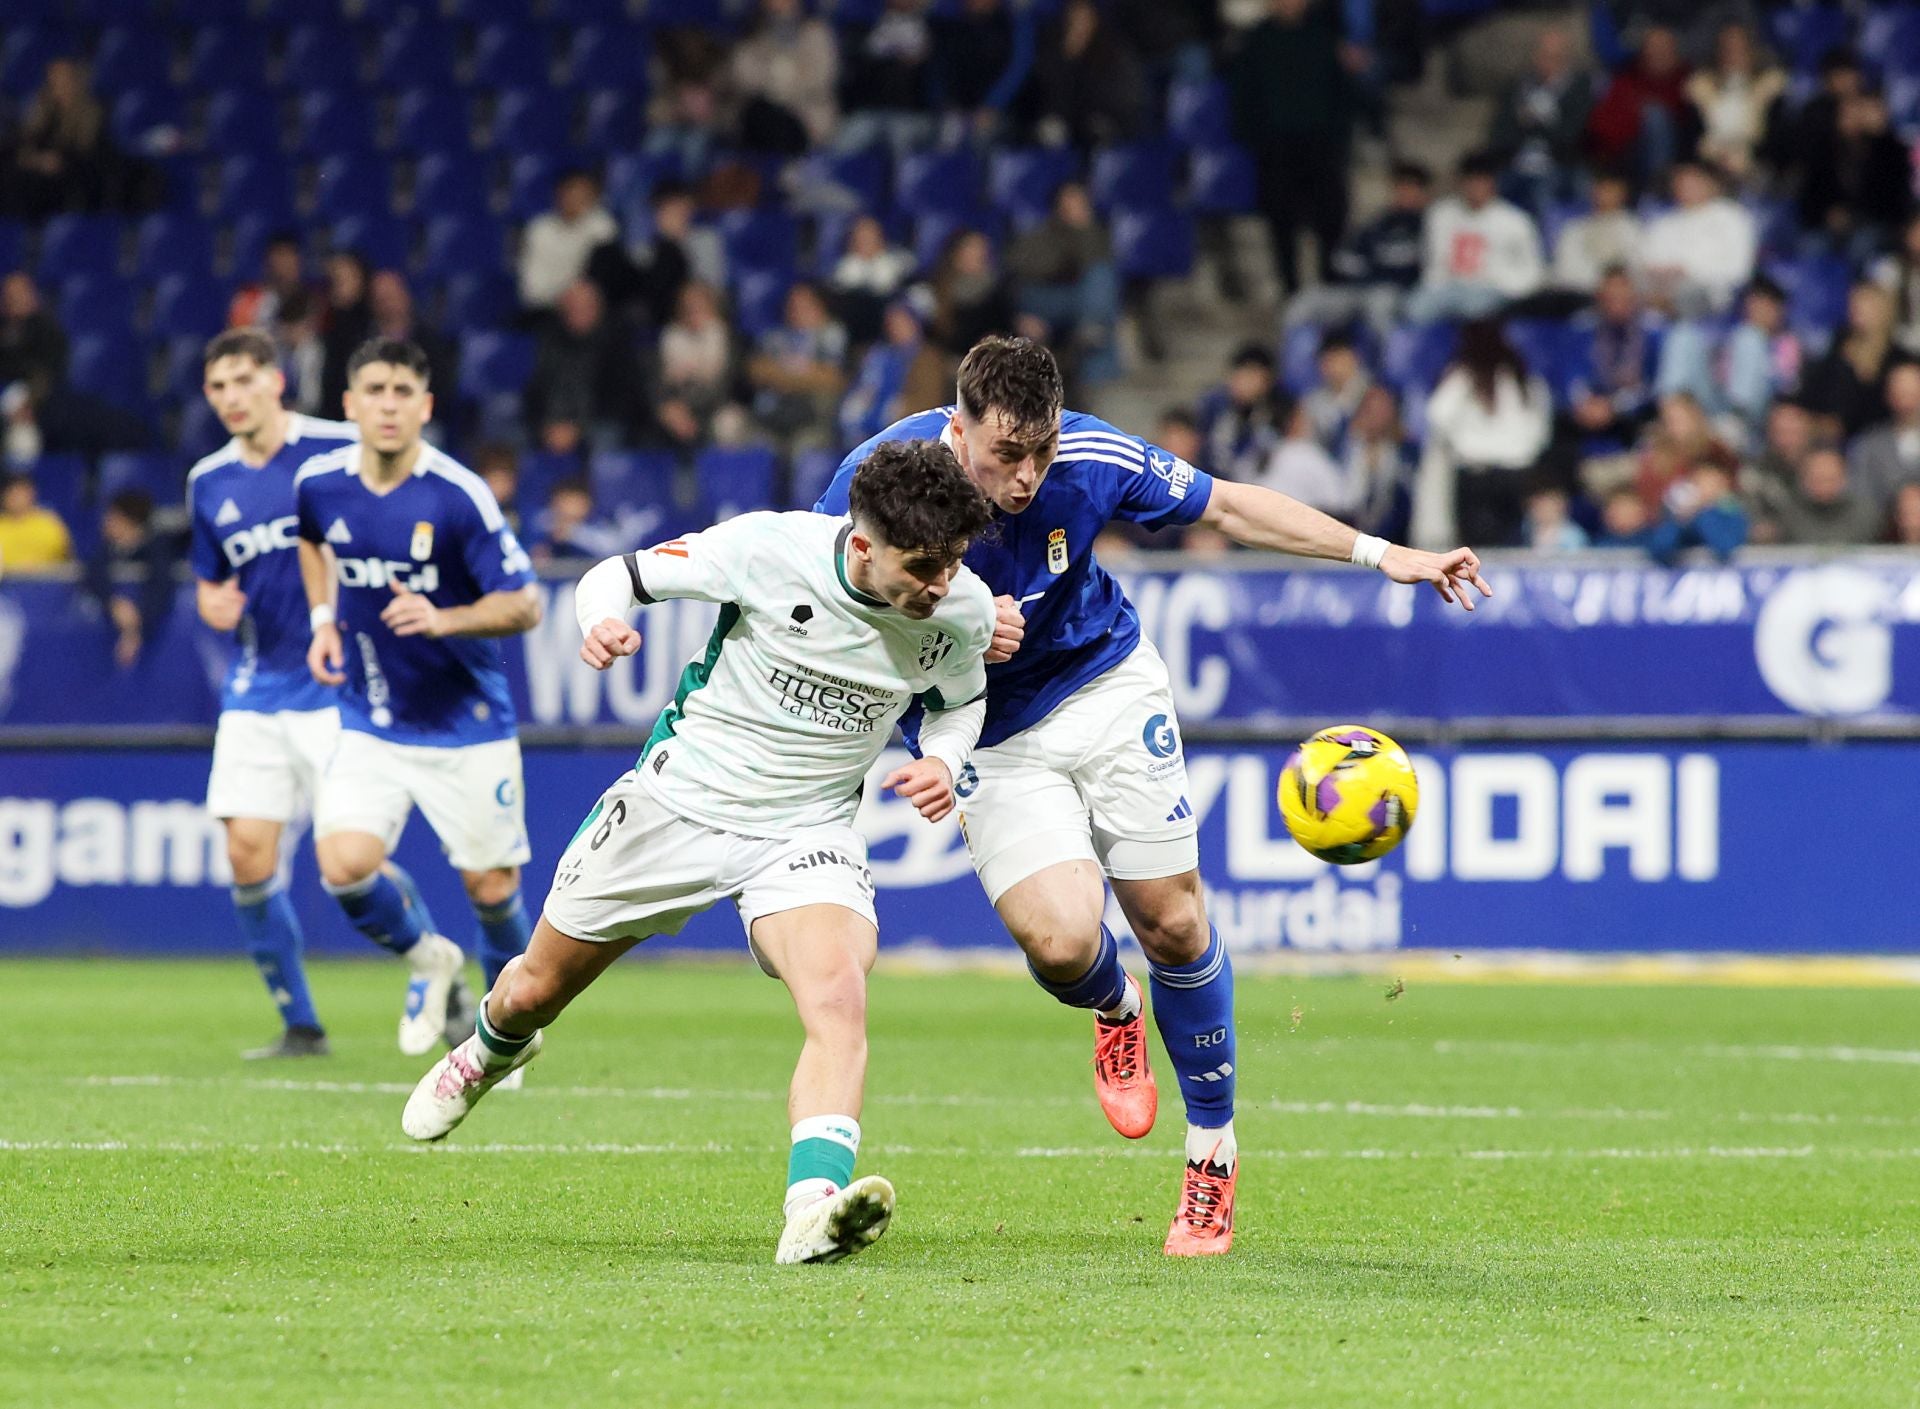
[1586,25,1692,184]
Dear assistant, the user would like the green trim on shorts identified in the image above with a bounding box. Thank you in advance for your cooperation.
[566,799,605,850]
[641,602,741,768]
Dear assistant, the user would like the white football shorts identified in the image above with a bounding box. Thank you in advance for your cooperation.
[956,638,1200,903]
[205,706,341,824]
[313,730,531,872]
[542,768,878,955]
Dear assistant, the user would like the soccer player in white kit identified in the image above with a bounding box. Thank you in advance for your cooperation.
[402,440,998,1266]
[188,329,357,1058]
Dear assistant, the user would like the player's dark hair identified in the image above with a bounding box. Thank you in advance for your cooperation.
[848,439,993,559]
[346,337,432,388]
[202,328,279,369]
[955,336,1063,441]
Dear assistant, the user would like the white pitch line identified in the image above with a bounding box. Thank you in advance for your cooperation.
[1432,1039,1920,1066]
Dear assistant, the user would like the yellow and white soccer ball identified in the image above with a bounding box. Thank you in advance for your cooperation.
[1277,724,1419,865]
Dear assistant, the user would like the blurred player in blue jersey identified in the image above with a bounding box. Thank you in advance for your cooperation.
[295,339,542,1060]
[188,329,358,1059]
[819,336,1489,1254]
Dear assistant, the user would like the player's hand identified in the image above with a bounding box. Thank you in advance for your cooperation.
[381,578,441,638]
[882,758,956,823]
[201,579,246,632]
[986,595,1025,663]
[1379,544,1492,614]
[580,617,642,670]
[308,622,346,685]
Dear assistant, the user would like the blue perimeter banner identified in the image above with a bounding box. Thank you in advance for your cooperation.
[7,557,1920,728]
[0,741,1907,955]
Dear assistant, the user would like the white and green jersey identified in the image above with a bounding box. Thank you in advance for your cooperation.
[580,511,995,838]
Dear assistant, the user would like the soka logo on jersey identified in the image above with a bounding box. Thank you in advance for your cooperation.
[334,557,440,592]
[1046,527,1069,575]
[1147,448,1196,501]
[410,520,435,561]
[221,515,299,568]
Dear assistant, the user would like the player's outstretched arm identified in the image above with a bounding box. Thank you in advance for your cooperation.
[1197,479,1493,613]
[382,580,543,639]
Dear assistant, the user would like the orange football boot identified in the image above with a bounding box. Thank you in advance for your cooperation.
[1092,974,1157,1139]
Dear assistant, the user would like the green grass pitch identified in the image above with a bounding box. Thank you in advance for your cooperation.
[4,958,1919,1408]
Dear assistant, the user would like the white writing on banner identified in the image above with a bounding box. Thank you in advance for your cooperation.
[522,583,722,726]
[0,798,231,906]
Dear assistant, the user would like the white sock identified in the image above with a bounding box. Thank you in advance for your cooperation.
[1187,1120,1237,1169]
[1098,976,1141,1023]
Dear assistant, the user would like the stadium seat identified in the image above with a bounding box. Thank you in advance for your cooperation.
[280,24,366,91]
[987,147,1079,228]
[59,275,136,339]
[209,154,298,227]
[1,27,74,100]
[151,273,230,340]
[911,209,1000,271]
[68,334,148,413]
[504,153,571,222]
[818,0,888,20]
[392,87,475,156]
[410,150,493,220]
[485,88,570,154]
[716,208,800,276]
[588,450,678,516]
[1768,4,1852,73]
[292,89,379,156]
[184,28,270,91]
[1381,321,1459,395]
[172,0,254,23]
[895,148,983,218]
[469,24,555,89]
[422,213,507,276]
[157,334,214,404]
[441,0,533,21]
[90,26,174,95]
[1167,79,1233,148]
[371,22,456,90]
[580,90,644,153]
[603,150,693,210]
[1186,144,1256,215]
[0,220,24,275]
[788,447,842,510]
[698,446,777,520]
[309,153,396,222]
[98,452,183,504]
[37,214,124,282]
[132,212,216,284]
[225,213,288,281]
[110,88,185,153]
[731,268,793,340]
[176,395,230,460]
[1889,72,1920,136]
[646,0,742,31]
[566,25,651,89]
[202,88,286,156]
[1773,253,1852,337]
[1280,321,1324,393]
[1090,141,1178,213]
[328,213,412,270]
[438,270,516,331]
[459,331,536,401]
[547,0,638,20]
[1863,6,1920,74]
[1110,206,1195,280]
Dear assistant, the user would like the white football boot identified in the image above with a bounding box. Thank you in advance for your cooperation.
[401,1031,544,1141]
[396,933,465,1057]
[774,1175,896,1265]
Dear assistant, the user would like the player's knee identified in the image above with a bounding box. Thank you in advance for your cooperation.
[1017,924,1101,980]
[462,867,519,907]
[801,963,868,1037]
[1131,900,1210,967]
[226,835,277,887]
[316,843,378,892]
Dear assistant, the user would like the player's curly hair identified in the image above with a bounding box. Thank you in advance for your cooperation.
[848,439,993,558]
[955,335,1063,439]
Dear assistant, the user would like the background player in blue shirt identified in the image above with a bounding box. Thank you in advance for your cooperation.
[820,336,1490,1255]
[295,339,543,1059]
[187,328,357,1059]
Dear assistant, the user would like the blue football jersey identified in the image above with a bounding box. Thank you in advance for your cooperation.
[295,443,535,747]
[818,407,1214,748]
[187,414,359,714]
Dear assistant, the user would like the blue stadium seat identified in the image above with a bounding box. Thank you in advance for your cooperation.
[987,147,1079,228]
[819,0,888,22]
[274,0,355,21]
[911,210,998,271]
[151,273,230,340]
[1,27,75,100]
[1090,141,1178,213]
[280,24,366,91]
[548,0,638,20]
[788,447,841,510]
[716,208,799,275]
[580,90,644,152]
[732,268,792,339]
[1187,144,1256,215]
[459,331,536,399]
[589,450,678,517]
[567,25,650,89]
[309,153,395,221]
[132,212,216,284]
[37,214,124,281]
[209,154,298,226]
[99,452,183,504]
[69,334,148,413]
[486,87,570,153]
[370,22,456,90]
[184,27,270,91]
[172,0,254,23]
[1280,321,1324,393]
[0,220,24,274]
[329,213,412,270]
[1768,4,1852,73]
[1167,79,1233,148]
[1889,71,1920,135]
[90,26,174,95]
[421,212,507,275]
[1863,5,1920,74]
[895,148,982,218]
[470,24,555,89]
[438,269,516,330]
[410,150,493,220]
[176,396,230,460]
[1111,206,1194,280]
[504,153,570,221]
[226,213,288,280]
[392,87,474,155]
[604,150,690,209]
[646,0,743,31]
[202,88,285,156]
[293,89,379,155]
[1381,321,1458,395]
[158,334,213,404]
[698,446,777,520]
[59,275,136,338]
[442,0,535,21]
[110,87,185,152]
[1773,253,1852,336]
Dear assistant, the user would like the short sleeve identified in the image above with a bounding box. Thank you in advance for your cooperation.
[1114,439,1215,532]
[295,472,325,544]
[457,487,535,596]
[186,476,227,582]
[623,514,766,606]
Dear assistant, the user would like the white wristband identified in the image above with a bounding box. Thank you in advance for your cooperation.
[1349,534,1390,571]
[309,604,335,631]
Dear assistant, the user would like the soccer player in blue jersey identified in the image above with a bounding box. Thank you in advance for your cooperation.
[818,336,1490,1254]
[189,329,359,1059]
[295,339,543,1059]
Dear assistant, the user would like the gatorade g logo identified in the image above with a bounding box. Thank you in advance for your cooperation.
[1142,713,1178,759]
[494,778,517,807]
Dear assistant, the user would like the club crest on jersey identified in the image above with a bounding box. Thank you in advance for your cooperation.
[1046,527,1069,575]
[917,630,955,671]
[1147,448,1196,500]
[410,520,434,561]
[214,498,241,527]
[325,518,353,544]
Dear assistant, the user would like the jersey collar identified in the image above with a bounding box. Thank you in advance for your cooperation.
[833,522,888,609]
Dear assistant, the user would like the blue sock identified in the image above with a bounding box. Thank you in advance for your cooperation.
[1027,925,1128,1012]
[386,862,438,935]
[325,869,427,956]
[1147,924,1236,1128]
[471,889,532,990]
[233,880,322,1032]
